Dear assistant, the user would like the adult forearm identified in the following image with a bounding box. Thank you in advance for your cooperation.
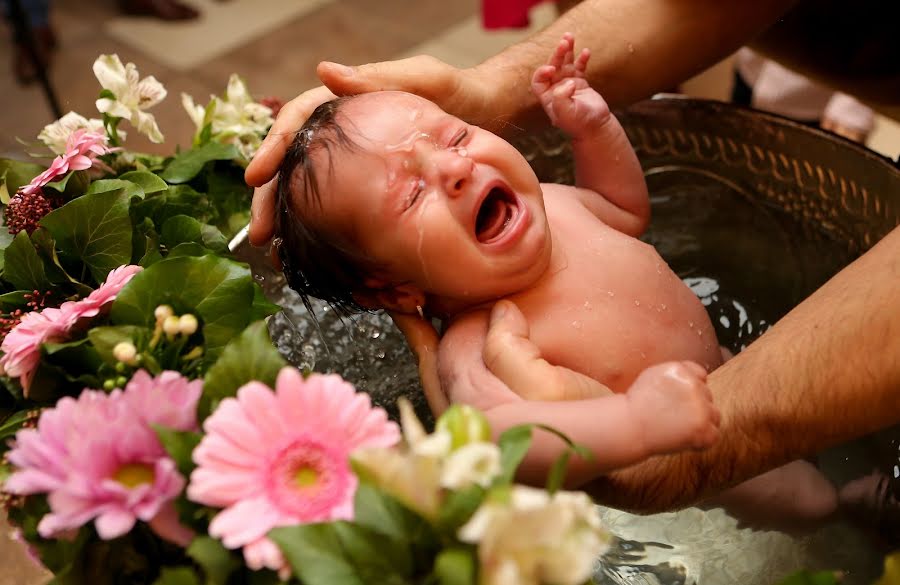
[590,226,900,512]
[477,0,796,126]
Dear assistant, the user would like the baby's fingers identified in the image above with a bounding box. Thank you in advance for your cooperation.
[531,65,557,96]
[548,33,574,70]
[553,79,578,101]
[574,48,590,77]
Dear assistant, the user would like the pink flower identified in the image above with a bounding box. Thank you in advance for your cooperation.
[3,370,202,540]
[75,264,143,319]
[0,265,141,393]
[20,130,113,196]
[0,305,79,394]
[187,368,400,575]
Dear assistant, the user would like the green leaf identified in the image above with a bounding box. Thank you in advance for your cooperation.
[205,167,252,239]
[250,284,281,321]
[435,485,485,534]
[132,184,212,227]
[154,426,202,477]
[42,338,103,377]
[85,178,144,199]
[110,255,255,360]
[433,548,476,585]
[201,321,285,419]
[39,189,133,285]
[0,290,31,309]
[152,567,200,585]
[161,215,228,253]
[118,170,168,195]
[353,482,435,544]
[496,425,533,484]
[30,228,91,294]
[546,450,571,495]
[88,325,147,364]
[44,170,90,197]
[0,410,30,441]
[187,537,241,585]
[270,522,412,585]
[0,158,45,194]
[161,143,241,184]
[2,230,51,291]
[167,242,214,258]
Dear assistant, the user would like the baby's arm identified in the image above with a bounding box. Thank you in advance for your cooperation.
[532,34,650,236]
[439,311,720,487]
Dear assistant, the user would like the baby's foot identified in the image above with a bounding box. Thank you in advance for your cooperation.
[626,361,720,456]
[531,33,611,135]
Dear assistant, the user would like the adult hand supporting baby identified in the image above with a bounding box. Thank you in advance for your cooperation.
[483,227,900,512]
[389,311,449,416]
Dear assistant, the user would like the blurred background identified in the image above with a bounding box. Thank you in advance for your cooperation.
[1,1,899,583]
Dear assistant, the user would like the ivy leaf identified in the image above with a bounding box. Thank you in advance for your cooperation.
[110,255,255,360]
[353,482,435,545]
[0,158,45,195]
[44,170,90,198]
[0,410,31,442]
[85,178,144,200]
[161,143,241,184]
[2,230,52,291]
[187,537,241,585]
[118,170,168,195]
[0,290,31,309]
[201,321,286,419]
[270,522,413,585]
[161,215,228,253]
[39,189,133,285]
[435,485,485,535]
[250,284,281,321]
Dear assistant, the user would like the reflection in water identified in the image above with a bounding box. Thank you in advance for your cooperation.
[261,173,887,585]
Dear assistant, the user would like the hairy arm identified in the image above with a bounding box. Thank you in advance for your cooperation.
[585,226,900,512]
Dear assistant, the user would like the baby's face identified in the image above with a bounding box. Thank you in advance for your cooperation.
[304,92,552,307]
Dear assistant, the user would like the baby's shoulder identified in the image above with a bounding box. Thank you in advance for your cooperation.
[541,182,600,212]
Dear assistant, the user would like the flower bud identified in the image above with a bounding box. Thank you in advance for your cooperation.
[436,404,492,451]
[103,379,116,391]
[163,315,181,337]
[178,314,198,335]
[115,376,128,387]
[112,341,137,365]
[155,305,174,322]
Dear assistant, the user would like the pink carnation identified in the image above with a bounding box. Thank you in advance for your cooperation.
[187,368,400,576]
[3,370,202,540]
[0,265,141,394]
[20,130,113,196]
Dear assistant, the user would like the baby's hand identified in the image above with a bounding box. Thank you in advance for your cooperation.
[626,361,720,455]
[531,33,611,135]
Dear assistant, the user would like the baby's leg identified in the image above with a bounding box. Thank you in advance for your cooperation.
[704,460,838,534]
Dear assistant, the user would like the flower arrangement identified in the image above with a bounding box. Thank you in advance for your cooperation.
[0,55,611,585]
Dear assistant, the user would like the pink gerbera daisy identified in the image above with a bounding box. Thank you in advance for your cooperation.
[0,305,79,394]
[75,264,143,319]
[19,130,113,197]
[3,370,202,540]
[187,368,400,575]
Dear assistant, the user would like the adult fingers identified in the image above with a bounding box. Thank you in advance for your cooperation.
[390,312,448,415]
[318,56,491,125]
[249,179,278,247]
[245,85,336,188]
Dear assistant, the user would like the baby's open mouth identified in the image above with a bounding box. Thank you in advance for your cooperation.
[475,186,517,243]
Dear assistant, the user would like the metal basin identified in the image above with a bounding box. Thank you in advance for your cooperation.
[231,96,900,584]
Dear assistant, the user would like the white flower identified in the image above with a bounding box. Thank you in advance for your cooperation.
[38,112,113,155]
[459,486,609,585]
[181,74,273,159]
[441,442,501,489]
[93,54,166,143]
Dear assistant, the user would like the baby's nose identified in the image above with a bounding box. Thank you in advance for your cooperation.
[437,150,475,197]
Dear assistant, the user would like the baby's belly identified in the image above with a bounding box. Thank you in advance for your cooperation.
[520,256,722,392]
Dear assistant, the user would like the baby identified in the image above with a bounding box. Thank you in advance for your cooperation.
[274,35,836,528]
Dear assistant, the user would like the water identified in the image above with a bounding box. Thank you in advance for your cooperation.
[259,171,888,585]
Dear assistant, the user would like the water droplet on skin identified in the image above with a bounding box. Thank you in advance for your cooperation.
[688,321,694,328]
[660,304,666,310]
[607,291,615,297]
[627,42,635,53]
[640,352,646,359]
[457,148,467,157]
[634,300,640,306]
[583,301,592,310]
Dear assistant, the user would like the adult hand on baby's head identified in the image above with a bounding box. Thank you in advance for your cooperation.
[245,57,507,247]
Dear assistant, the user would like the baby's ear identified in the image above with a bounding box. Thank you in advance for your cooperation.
[353,278,424,313]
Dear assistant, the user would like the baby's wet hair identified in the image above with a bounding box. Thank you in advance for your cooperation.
[274,96,375,315]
